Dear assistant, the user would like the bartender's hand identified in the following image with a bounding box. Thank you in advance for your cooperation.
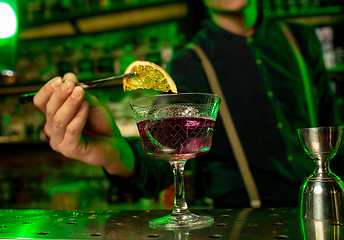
[33,73,136,178]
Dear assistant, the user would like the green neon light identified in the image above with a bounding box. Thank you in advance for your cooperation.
[0,2,17,39]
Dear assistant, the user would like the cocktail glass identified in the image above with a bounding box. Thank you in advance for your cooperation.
[130,93,221,229]
[297,126,344,220]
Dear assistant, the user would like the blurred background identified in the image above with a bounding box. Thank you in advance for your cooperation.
[0,0,343,211]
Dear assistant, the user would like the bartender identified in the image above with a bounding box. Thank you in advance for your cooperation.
[32,0,343,209]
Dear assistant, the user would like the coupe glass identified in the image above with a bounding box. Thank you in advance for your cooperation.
[130,93,221,229]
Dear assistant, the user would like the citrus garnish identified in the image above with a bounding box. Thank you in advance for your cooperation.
[123,61,178,93]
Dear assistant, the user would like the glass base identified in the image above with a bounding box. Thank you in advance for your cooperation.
[149,211,214,229]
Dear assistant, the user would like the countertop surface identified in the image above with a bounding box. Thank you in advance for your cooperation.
[0,207,342,239]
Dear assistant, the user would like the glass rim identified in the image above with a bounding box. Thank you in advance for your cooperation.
[129,92,222,105]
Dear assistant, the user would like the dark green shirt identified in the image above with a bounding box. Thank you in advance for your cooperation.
[107,16,342,208]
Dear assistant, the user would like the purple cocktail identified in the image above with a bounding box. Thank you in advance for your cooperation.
[137,117,215,161]
[130,93,221,229]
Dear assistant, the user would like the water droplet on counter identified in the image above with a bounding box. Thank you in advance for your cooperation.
[272,222,283,226]
[216,223,226,226]
[90,233,102,236]
[247,223,258,227]
[147,234,159,238]
[270,214,279,217]
[209,234,222,238]
[274,235,289,239]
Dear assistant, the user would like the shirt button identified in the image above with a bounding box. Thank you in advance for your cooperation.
[247,37,253,43]
[287,155,293,162]
[256,59,262,65]
[267,90,274,98]
[277,122,283,129]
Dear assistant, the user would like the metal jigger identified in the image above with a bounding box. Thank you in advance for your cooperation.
[301,218,342,239]
[297,126,344,220]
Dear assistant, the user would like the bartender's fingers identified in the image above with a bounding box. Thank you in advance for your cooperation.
[49,86,85,148]
[44,80,76,137]
[63,72,79,83]
[33,76,63,113]
[55,99,89,160]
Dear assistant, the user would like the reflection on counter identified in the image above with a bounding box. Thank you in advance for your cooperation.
[0,207,327,239]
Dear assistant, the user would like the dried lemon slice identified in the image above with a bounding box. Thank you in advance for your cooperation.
[123,61,178,93]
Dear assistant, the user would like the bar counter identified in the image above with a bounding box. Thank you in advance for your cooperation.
[0,207,341,239]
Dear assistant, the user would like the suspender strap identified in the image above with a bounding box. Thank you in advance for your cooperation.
[279,22,317,127]
[188,43,262,208]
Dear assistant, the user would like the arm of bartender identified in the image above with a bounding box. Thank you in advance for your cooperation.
[32,72,173,198]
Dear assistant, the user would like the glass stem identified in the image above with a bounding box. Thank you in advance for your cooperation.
[170,161,189,215]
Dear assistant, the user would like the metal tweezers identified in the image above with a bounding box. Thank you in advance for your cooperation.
[18,72,136,104]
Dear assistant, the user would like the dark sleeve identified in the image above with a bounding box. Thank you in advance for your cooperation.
[104,137,173,198]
